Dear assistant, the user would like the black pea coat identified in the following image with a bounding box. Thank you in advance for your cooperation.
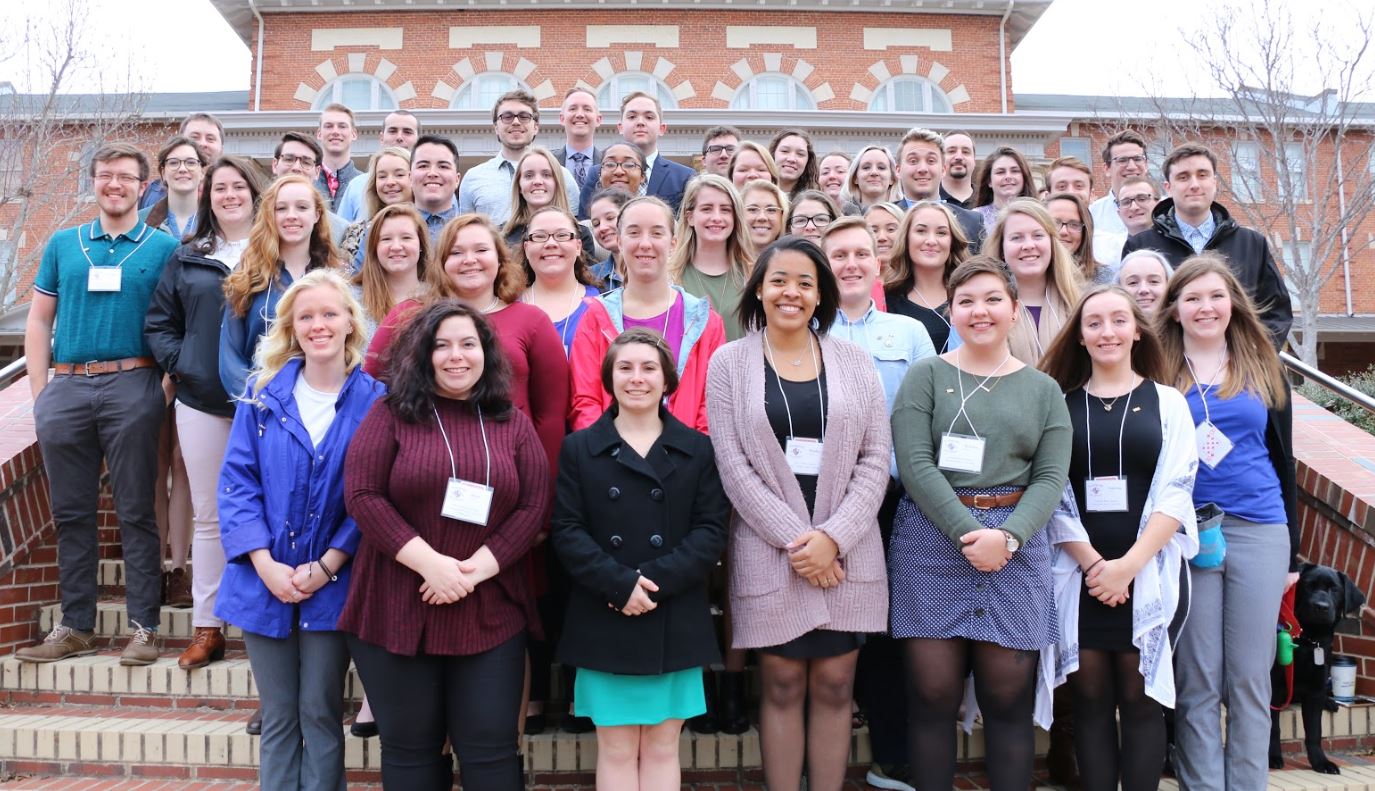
[551,406,728,676]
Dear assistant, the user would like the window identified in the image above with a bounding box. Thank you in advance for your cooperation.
[1277,142,1308,202]
[75,143,97,195]
[451,73,525,111]
[868,76,952,113]
[1058,137,1093,164]
[1230,141,1263,202]
[1282,239,1309,312]
[730,74,815,111]
[0,139,21,198]
[597,73,677,112]
[313,75,397,111]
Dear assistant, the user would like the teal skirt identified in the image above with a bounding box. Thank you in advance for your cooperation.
[573,666,705,727]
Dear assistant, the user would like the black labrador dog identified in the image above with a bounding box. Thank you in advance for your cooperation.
[1269,562,1366,774]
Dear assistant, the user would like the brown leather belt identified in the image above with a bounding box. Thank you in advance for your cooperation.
[53,357,158,377]
[958,490,1024,509]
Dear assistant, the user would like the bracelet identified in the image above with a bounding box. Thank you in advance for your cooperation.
[317,558,338,582]
[1084,557,1105,576]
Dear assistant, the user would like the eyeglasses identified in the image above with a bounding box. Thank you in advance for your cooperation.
[93,173,142,185]
[164,158,201,171]
[1117,194,1158,208]
[497,111,536,124]
[525,230,578,244]
[1055,220,1085,232]
[790,214,833,230]
[745,205,782,217]
[705,144,738,156]
[602,161,642,172]
[277,154,318,168]
[1111,155,1147,166]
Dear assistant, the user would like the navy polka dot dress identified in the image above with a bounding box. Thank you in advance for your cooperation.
[888,485,1057,651]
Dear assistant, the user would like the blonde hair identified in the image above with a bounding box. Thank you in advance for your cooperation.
[668,173,756,284]
[502,146,573,238]
[842,145,900,208]
[728,142,781,185]
[362,147,412,219]
[987,198,1083,364]
[248,269,368,397]
[355,203,431,325]
[883,200,970,292]
[1155,253,1288,409]
[224,175,341,317]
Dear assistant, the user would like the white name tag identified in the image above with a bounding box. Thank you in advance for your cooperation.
[442,477,493,525]
[1085,476,1129,512]
[87,267,122,292]
[1314,647,1325,666]
[1196,420,1234,469]
[939,432,985,474]
[785,437,823,476]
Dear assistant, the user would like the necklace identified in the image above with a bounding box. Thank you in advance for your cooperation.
[483,296,502,313]
[1087,373,1139,411]
[1096,394,1122,412]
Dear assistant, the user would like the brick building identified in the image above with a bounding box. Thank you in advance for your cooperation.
[2,0,1373,368]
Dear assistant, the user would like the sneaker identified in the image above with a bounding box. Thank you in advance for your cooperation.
[866,762,915,791]
[165,568,193,608]
[15,625,97,663]
[119,622,162,666]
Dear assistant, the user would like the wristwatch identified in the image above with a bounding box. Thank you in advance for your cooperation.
[1001,530,1020,553]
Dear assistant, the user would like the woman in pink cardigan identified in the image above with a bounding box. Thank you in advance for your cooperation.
[706,236,892,791]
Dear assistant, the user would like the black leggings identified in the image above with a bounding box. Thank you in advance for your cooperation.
[348,632,527,791]
[904,637,1037,791]
[1069,648,1165,791]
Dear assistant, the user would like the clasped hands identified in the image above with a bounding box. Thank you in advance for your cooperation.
[417,552,486,605]
[1084,557,1136,607]
[787,530,844,589]
[256,558,329,605]
[960,528,1011,573]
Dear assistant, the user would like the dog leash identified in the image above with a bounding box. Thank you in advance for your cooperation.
[1271,586,1303,712]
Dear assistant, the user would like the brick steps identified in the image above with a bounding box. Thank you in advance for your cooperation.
[38,602,246,651]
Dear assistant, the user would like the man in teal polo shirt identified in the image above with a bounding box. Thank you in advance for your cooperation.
[20,143,178,666]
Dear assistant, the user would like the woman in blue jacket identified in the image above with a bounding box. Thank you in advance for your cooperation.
[217,269,385,791]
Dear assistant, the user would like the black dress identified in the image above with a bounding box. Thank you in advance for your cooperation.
[761,363,863,659]
[1067,380,1162,652]
[886,290,953,354]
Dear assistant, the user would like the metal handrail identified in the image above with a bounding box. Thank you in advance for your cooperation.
[0,356,25,392]
[1281,351,1375,417]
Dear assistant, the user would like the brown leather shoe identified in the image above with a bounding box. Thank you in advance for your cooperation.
[178,626,226,670]
[165,568,193,608]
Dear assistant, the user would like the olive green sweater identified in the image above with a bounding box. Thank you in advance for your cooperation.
[891,357,1071,544]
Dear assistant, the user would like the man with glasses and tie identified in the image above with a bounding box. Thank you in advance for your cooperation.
[553,88,603,189]
[458,89,580,225]
[20,143,179,667]
[270,132,348,245]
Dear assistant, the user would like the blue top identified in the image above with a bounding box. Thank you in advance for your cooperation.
[590,255,623,293]
[137,204,197,241]
[550,284,600,356]
[218,263,323,400]
[34,219,177,362]
[334,170,370,224]
[457,155,580,226]
[1174,209,1217,254]
[1186,385,1287,524]
[215,359,386,637]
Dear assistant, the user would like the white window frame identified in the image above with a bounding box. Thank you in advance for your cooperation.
[1277,141,1308,203]
[313,75,397,112]
[451,73,527,111]
[867,76,953,114]
[1230,141,1263,202]
[596,73,678,112]
[730,74,816,111]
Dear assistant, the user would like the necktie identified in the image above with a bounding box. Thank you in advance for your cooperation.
[324,167,340,198]
[572,153,588,185]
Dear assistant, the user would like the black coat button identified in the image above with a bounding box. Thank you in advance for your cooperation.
[649,534,663,548]
[608,487,621,500]
[610,535,623,548]
[650,488,664,501]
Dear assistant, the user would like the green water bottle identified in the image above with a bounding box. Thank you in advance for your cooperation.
[1277,628,1294,666]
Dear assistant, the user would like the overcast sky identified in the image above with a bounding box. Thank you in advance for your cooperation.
[0,0,1369,101]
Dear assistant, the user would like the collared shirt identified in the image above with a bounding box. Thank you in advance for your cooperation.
[419,198,461,240]
[457,154,581,226]
[1174,209,1217,253]
[34,218,178,362]
[1088,193,1128,237]
[334,170,371,224]
[566,146,596,185]
[315,160,361,212]
[832,301,936,412]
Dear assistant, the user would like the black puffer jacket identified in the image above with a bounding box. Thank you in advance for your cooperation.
[144,242,235,418]
[1121,199,1293,347]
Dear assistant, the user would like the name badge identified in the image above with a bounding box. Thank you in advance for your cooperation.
[1196,420,1234,469]
[442,478,493,525]
[1314,647,1325,666]
[939,432,985,474]
[1085,476,1129,512]
[87,267,122,292]
[785,437,823,476]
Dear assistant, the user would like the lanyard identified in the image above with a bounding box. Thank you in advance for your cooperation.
[528,283,586,352]
[842,308,874,353]
[1024,293,1060,358]
[1083,379,1135,479]
[79,222,153,270]
[948,348,1012,439]
[434,403,491,488]
[764,332,825,440]
[1184,352,1226,425]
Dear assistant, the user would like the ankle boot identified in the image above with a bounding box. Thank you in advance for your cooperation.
[1047,686,1079,787]
[686,668,719,734]
[717,671,750,734]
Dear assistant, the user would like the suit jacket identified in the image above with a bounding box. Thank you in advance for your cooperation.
[552,407,729,674]
[576,152,696,218]
[553,144,603,171]
[897,196,985,254]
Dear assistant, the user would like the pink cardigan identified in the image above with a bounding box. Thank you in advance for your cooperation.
[706,332,892,649]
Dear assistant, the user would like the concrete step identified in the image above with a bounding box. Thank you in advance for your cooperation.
[38,601,245,649]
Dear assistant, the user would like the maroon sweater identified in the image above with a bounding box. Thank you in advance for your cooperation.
[340,396,551,656]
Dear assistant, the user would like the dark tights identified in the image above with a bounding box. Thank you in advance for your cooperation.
[1069,648,1165,791]
[904,638,1037,791]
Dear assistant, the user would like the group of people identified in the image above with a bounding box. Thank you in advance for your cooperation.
[18,87,1298,791]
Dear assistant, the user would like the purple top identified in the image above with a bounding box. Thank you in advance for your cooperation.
[623,291,687,363]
